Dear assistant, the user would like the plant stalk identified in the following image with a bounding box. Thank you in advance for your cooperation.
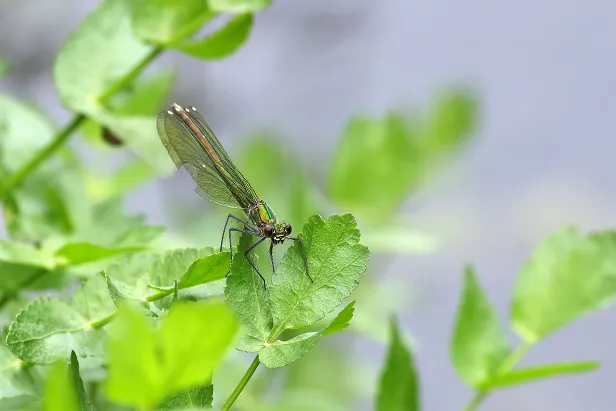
[221,355,260,411]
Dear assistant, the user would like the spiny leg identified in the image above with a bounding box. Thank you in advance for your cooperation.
[220,214,257,253]
[268,241,276,278]
[243,236,267,289]
[287,236,313,282]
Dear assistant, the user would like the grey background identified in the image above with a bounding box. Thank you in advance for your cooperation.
[2,1,615,410]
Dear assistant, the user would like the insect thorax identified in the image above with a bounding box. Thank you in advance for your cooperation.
[248,200,276,228]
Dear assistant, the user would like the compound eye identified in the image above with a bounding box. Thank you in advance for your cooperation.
[264,224,273,237]
[285,223,292,235]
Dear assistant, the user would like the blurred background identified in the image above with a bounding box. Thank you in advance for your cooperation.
[2,1,616,410]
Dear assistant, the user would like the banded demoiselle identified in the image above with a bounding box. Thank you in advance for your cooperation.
[156,103,311,288]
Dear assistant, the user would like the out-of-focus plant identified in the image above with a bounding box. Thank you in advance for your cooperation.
[0,0,612,410]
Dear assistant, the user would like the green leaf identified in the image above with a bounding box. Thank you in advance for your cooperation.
[68,351,97,411]
[480,361,599,390]
[55,243,147,266]
[225,233,272,352]
[43,361,80,411]
[6,276,116,364]
[512,228,616,343]
[208,0,270,12]
[173,14,253,60]
[86,159,158,201]
[376,318,419,411]
[0,240,58,269]
[157,385,213,410]
[113,71,175,116]
[130,0,212,45]
[0,344,36,405]
[259,332,320,369]
[450,266,510,387]
[148,247,218,290]
[106,302,238,410]
[53,0,150,112]
[269,214,369,335]
[322,300,355,335]
[0,95,55,173]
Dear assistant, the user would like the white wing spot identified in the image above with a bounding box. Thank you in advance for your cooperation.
[192,106,197,111]
[167,110,173,115]
[174,105,182,112]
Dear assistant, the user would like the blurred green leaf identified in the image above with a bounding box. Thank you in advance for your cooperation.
[480,361,599,391]
[0,240,58,269]
[130,0,212,45]
[68,352,97,411]
[0,95,55,173]
[259,332,319,368]
[86,159,157,201]
[512,228,616,343]
[361,224,439,255]
[451,266,510,388]
[376,318,419,411]
[113,71,175,116]
[43,361,79,411]
[6,276,116,364]
[0,59,7,77]
[322,300,355,335]
[53,0,150,112]
[55,243,147,266]
[208,0,270,12]
[225,233,272,352]
[0,344,36,406]
[105,302,238,410]
[173,14,253,60]
[329,89,476,225]
[157,385,213,410]
[269,214,369,332]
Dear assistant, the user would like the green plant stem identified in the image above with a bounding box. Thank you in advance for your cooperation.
[0,46,163,198]
[221,355,260,411]
[90,312,116,329]
[463,342,533,411]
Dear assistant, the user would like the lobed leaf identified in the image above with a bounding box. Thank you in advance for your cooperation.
[259,332,320,369]
[157,385,213,410]
[322,300,355,335]
[269,214,369,335]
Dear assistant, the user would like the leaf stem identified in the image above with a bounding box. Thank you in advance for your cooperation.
[0,46,163,197]
[463,342,533,411]
[221,355,260,411]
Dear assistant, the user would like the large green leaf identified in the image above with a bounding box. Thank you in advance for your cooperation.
[450,266,510,387]
[376,318,419,411]
[258,332,320,369]
[173,14,253,60]
[105,302,237,410]
[269,214,369,334]
[6,276,116,364]
[130,0,211,45]
[53,0,150,112]
[512,228,616,343]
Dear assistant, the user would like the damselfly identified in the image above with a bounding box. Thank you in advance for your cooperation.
[156,103,311,288]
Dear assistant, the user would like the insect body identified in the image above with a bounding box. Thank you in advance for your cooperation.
[156,103,311,287]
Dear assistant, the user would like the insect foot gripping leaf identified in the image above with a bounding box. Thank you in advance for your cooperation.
[225,213,369,369]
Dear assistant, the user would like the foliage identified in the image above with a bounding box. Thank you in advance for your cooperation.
[0,0,612,410]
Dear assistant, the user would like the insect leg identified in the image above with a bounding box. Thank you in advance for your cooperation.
[268,240,276,278]
[220,214,257,253]
[287,236,313,282]
[242,235,268,289]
